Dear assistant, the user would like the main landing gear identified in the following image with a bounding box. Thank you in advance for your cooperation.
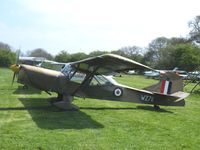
[50,94,79,111]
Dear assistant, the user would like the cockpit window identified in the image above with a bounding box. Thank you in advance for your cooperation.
[61,64,117,86]
[61,64,75,78]
[61,64,86,84]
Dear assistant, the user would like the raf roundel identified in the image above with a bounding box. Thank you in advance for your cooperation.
[114,88,123,97]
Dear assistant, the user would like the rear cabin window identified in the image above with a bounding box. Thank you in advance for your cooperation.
[90,75,111,86]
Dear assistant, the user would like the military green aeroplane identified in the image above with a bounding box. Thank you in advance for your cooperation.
[10,54,189,110]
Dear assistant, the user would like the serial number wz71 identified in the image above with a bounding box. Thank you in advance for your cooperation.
[140,95,154,103]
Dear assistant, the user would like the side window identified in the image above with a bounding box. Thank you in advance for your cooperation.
[90,77,100,86]
[90,75,111,86]
[70,71,86,84]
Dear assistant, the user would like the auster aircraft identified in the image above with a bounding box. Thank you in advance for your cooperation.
[10,54,189,110]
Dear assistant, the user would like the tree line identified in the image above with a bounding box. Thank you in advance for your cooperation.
[1,16,200,71]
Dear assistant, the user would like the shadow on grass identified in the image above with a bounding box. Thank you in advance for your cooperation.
[80,107,136,110]
[13,86,42,94]
[79,105,173,113]
[0,105,173,113]
[136,105,173,113]
[0,97,103,130]
[0,106,49,111]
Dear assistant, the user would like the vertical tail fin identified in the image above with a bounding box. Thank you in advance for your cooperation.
[144,72,183,94]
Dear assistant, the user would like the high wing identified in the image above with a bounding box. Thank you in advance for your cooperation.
[70,54,154,75]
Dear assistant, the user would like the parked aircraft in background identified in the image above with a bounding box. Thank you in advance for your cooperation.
[19,56,66,71]
[172,68,188,79]
[19,57,46,66]
[144,67,188,80]
[144,70,160,79]
[184,71,200,92]
[37,60,66,71]
[187,71,200,81]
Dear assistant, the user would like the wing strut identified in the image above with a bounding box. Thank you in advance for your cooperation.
[190,81,200,93]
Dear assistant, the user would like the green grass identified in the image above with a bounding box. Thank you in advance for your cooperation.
[0,68,200,150]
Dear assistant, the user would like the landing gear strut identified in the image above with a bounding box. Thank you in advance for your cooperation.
[51,94,79,110]
[153,105,160,110]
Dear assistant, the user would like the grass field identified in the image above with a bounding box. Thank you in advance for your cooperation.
[0,68,200,150]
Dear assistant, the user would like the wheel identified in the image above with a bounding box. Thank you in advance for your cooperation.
[153,105,160,110]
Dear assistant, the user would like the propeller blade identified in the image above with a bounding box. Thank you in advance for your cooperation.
[12,73,16,85]
[16,49,20,64]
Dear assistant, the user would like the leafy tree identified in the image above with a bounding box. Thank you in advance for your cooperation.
[69,52,88,62]
[119,46,144,62]
[0,42,12,50]
[54,50,71,62]
[0,48,16,67]
[88,50,108,57]
[0,42,16,67]
[167,44,200,71]
[143,37,200,70]
[168,37,191,45]
[143,37,169,67]
[148,37,168,51]
[111,49,126,56]
[28,48,53,60]
[188,16,200,43]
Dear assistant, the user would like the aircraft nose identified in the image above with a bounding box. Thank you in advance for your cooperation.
[10,64,20,73]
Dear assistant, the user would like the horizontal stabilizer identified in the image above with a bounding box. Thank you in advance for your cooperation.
[170,91,190,101]
[151,91,189,106]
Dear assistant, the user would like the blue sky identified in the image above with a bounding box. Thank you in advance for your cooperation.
[0,0,199,55]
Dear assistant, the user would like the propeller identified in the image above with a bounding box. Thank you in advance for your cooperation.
[12,71,16,85]
[10,50,20,85]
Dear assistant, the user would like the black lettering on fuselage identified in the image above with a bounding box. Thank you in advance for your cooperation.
[141,95,154,103]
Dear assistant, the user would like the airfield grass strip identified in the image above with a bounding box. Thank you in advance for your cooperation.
[0,68,200,150]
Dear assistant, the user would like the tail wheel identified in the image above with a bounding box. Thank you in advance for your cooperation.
[153,105,160,110]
